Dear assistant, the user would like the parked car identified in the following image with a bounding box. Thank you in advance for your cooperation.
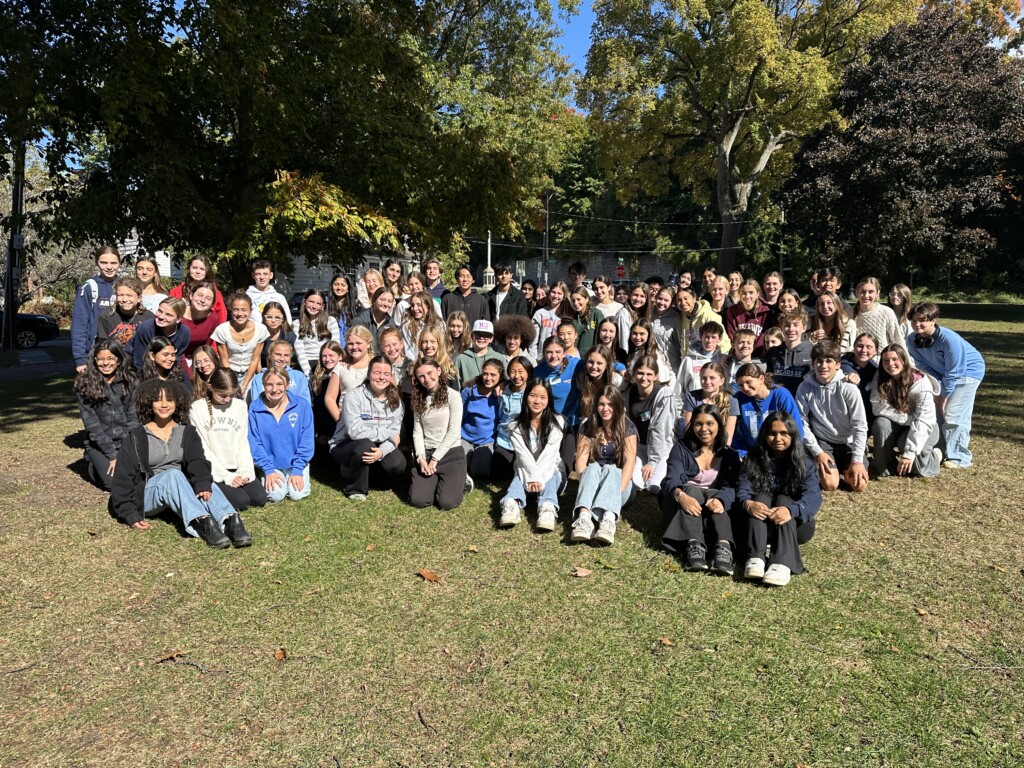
[0,310,60,349]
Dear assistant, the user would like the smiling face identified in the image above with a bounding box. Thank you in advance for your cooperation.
[585,352,607,379]
[95,349,120,379]
[193,349,215,376]
[507,360,529,391]
[304,293,324,317]
[740,285,759,310]
[97,253,120,279]
[677,291,695,315]
[522,283,534,301]
[813,355,839,384]
[135,260,156,286]
[154,302,179,329]
[364,273,382,295]
[263,307,284,332]
[596,395,614,424]
[548,285,564,308]
[782,319,805,343]
[415,362,441,392]
[425,262,440,282]
[526,383,549,415]
[116,287,141,313]
[911,314,936,338]
[346,334,369,362]
[230,300,250,324]
[615,286,628,304]
[263,374,287,404]
[480,365,501,390]
[410,297,426,320]
[557,324,577,349]
[853,336,877,364]
[504,333,521,354]
[150,345,177,372]
[598,322,616,346]
[857,282,878,308]
[543,342,564,368]
[405,276,424,294]
[729,273,742,292]
[817,294,837,318]
[188,259,208,282]
[733,336,755,360]
[737,374,768,399]
[654,290,672,313]
[190,287,214,314]
[320,346,341,370]
[151,391,177,421]
[594,281,609,302]
[457,268,474,292]
[374,291,395,315]
[765,418,793,457]
[381,334,402,363]
[368,361,393,393]
[710,280,727,303]
[419,332,439,358]
[332,276,349,298]
[385,263,402,284]
[881,350,905,377]
[763,275,782,300]
[633,364,656,392]
[570,293,588,314]
[700,367,724,394]
[269,344,293,369]
[778,293,799,313]
[629,326,649,348]
[692,412,719,446]
[471,332,492,352]
[630,287,647,310]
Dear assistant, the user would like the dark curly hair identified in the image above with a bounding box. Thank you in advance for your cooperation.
[494,314,536,350]
[74,340,138,405]
[134,378,191,424]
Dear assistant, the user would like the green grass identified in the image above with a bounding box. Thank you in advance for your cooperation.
[1,308,1022,766]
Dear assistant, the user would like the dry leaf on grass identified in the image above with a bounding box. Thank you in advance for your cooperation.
[662,559,681,573]
[658,637,675,647]
[570,566,592,578]
[156,650,188,664]
[467,545,479,553]
[915,607,930,616]
[365,544,377,552]
[303,536,312,543]
[417,569,440,583]
[274,647,288,662]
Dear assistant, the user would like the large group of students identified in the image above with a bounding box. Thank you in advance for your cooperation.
[71,248,986,587]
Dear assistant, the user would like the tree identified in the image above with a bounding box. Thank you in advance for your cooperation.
[1,0,575,283]
[785,7,1024,281]
[582,0,916,272]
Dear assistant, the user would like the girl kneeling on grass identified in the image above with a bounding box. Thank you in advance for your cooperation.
[248,367,315,503]
[660,404,741,575]
[75,340,140,491]
[110,379,251,548]
[460,359,504,485]
[737,411,821,587]
[189,368,268,512]
[409,357,467,510]
[499,379,566,532]
[329,356,407,501]
[571,385,637,546]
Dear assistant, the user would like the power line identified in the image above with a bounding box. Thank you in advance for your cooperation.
[464,237,726,254]
[547,209,753,227]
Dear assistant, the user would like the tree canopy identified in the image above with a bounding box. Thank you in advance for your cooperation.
[1,0,576,277]
[582,0,918,272]
[785,7,1024,282]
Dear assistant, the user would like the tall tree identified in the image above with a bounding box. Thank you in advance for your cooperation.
[1,0,575,280]
[582,0,916,272]
[785,7,1024,281]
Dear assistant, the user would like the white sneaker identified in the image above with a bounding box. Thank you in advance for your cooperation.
[571,512,595,542]
[593,514,617,545]
[762,563,792,587]
[932,447,943,466]
[744,558,766,579]
[499,500,521,528]
[536,503,557,532]
[464,475,475,494]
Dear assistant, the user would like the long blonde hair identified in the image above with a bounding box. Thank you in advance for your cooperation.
[418,327,457,381]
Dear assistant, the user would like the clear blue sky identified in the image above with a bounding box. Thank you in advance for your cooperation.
[556,1,596,75]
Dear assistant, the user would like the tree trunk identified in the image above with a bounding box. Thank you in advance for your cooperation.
[717,215,743,273]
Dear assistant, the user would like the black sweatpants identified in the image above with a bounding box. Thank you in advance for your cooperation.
[85,447,117,492]
[216,479,269,512]
[409,447,467,510]
[330,438,409,496]
[661,486,733,553]
[745,493,816,574]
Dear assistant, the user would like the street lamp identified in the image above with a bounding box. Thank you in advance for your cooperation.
[543,191,558,285]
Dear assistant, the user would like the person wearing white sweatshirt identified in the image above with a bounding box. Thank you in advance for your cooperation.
[868,344,942,478]
[795,341,869,493]
[498,380,566,532]
[189,368,268,511]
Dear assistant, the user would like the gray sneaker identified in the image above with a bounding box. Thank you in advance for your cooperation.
[347,492,367,502]
[593,513,617,545]
[571,511,595,542]
[499,499,521,527]
[744,557,766,580]
[464,475,475,494]
[536,502,557,532]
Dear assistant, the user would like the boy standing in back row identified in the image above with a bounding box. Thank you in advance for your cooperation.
[73,246,122,372]
[245,259,292,325]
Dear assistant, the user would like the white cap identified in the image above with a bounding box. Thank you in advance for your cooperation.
[472,320,494,336]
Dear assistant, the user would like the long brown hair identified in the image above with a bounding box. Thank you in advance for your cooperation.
[810,291,850,345]
[578,344,616,418]
[412,357,449,415]
[297,288,332,341]
[365,356,402,411]
[698,361,731,421]
[581,385,629,466]
[876,344,916,413]
[311,340,344,395]
[202,367,239,426]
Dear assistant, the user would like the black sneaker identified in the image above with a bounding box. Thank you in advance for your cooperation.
[685,540,708,571]
[193,515,230,549]
[711,542,734,576]
[223,514,253,548]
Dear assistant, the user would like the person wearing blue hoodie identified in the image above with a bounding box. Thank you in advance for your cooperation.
[460,359,504,481]
[906,302,985,469]
[728,362,804,457]
[72,246,121,372]
[248,366,315,502]
[533,336,580,416]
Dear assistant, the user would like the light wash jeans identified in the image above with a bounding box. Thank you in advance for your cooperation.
[264,466,312,502]
[574,463,633,522]
[941,377,982,467]
[144,470,237,538]
[632,444,667,493]
[501,470,564,511]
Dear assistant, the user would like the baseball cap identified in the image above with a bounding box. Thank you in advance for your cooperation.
[472,320,494,336]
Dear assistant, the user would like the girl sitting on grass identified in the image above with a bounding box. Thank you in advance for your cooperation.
[248,367,315,503]
[499,378,566,532]
[460,359,504,486]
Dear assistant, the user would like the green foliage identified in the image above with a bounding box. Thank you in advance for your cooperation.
[582,0,916,270]
[785,7,1024,285]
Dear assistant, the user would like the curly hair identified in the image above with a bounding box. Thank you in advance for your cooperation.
[135,378,191,424]
[74,340,138,405]
[494,313,535,350]
[411,358,449,415]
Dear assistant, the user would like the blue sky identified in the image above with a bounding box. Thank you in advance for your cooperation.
[556,1,596,75]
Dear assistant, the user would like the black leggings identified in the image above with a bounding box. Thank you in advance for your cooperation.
[216,479,269,512]
[330,438,408,496]
[85,447,117,491]
[745,493,816,574]
[409,447,467,510]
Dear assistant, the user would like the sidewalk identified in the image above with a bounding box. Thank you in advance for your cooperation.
[0,338,75,382]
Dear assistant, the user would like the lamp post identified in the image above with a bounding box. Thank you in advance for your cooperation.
[543,191,557,285]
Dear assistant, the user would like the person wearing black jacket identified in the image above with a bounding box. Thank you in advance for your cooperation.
[660,404,741,575]
[74,340,141,491]
[441,265,491,326]
[487,264,530,320]
[110,378,251,549]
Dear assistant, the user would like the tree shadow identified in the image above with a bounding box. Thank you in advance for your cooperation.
[0,376,78,433]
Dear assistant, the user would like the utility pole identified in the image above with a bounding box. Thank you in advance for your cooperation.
[543,191,557,285]
[2,141,26,352]
[483,230,494,289]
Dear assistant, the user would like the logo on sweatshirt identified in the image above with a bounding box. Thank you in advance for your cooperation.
[288,413,298,428]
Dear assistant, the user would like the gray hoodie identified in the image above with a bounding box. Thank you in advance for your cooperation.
[795,369,868,463]
[867,370,940,462]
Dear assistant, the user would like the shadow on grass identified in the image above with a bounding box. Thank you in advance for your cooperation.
[940,304,1024,323]
[0,376,76,433]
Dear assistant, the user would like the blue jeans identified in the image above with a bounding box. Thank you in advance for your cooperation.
[144,470,237,538]
[573,463,633,522]
[501,471,564,511]
[942,377,982,467]
[264,466,312,502]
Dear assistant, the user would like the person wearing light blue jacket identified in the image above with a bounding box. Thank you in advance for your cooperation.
[248,367,315,502]
[906,302,985,468]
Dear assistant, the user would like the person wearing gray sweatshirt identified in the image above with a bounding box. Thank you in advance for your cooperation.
[625,356,678,493]
[795,341,869,493]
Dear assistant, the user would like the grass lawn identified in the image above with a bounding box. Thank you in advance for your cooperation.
[1,308,1022,767]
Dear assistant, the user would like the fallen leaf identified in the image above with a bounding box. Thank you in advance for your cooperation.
[274,647,288,662]
[365,544,377,552]
[127,592,139,600]
[662,559,680,573]
[303,536,312,543]
[570,566,592,578]
[594,557,619,570]
[890,645,901,653]
[722,592,732,599]
[658,637,675,647]
[915,607,930,616]
[416,569,440,583]
[156,650,188,663]
[467,545,479,553]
